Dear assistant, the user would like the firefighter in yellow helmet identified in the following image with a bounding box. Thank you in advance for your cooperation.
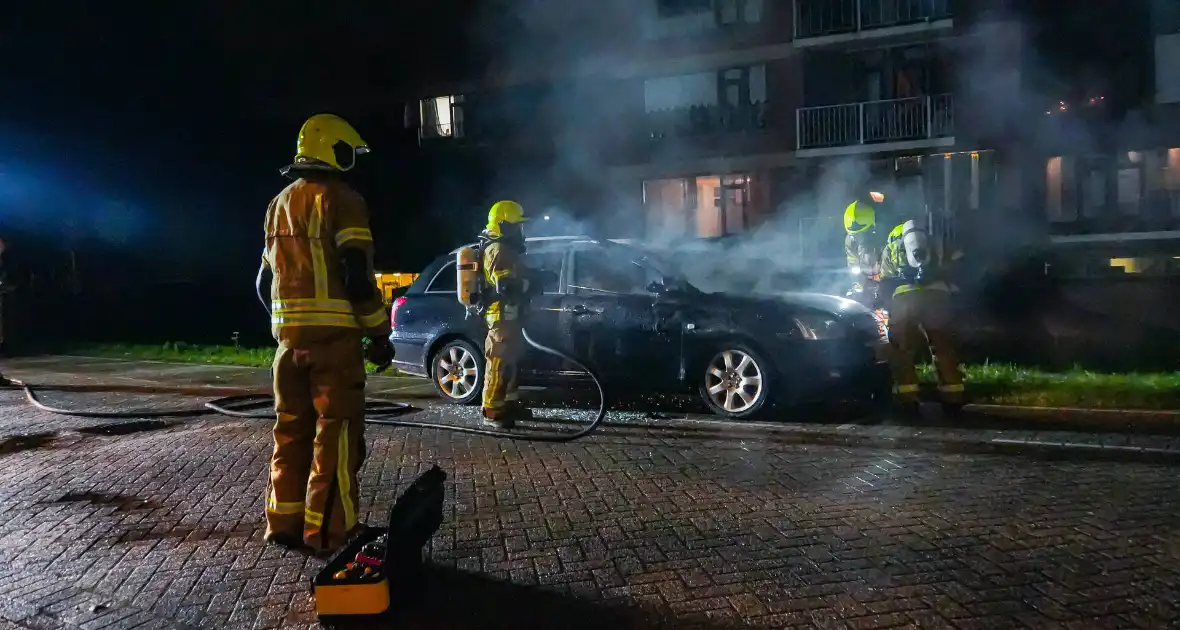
[879,218,964,417]
[479,200,534,427]
[256,113,394,553]
[843,192,886,307]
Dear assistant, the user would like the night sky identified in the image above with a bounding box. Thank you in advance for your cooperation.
[0,2,492,287]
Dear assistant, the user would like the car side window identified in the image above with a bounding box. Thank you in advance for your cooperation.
[525,251,564,293]
[571,251,655,295]
[426,261,457,293]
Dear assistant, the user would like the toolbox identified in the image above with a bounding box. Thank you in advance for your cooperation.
[311,465,446,622]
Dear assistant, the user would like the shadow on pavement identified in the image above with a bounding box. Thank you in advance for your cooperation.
[75,420,182,435]
[361,565,726,630]
[49,491,160,511]
[0,431,59,455]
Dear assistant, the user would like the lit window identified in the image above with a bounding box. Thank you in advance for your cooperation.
[418,95,465,139]
[1045,157,1064,221]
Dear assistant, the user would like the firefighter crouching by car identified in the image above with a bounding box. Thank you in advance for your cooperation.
[878,218,965,416]
[843,192,887,307]
[256,113,395,553]
[479,200,535,428]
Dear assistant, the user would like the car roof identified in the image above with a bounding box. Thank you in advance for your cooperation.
[444,236,638,255]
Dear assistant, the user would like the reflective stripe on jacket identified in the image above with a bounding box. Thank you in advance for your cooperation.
[262,177,390,345]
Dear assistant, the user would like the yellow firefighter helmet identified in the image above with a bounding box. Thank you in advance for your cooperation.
[843,200,876,234]
[485,200,528,237]
[294,113,370,171]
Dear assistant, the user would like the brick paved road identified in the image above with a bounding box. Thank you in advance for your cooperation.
[0,358,1177,629]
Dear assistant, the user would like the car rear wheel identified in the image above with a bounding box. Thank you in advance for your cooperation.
[431,339,483,405]
[699,345,773,419]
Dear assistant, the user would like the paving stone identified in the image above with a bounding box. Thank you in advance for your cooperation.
[0,361,1179,628]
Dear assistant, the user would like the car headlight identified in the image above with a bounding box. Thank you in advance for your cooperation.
[849,266,861,275]
[794,315,844,340]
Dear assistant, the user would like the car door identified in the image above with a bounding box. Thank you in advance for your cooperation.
[562,243,681,390]
[518,247,569,378]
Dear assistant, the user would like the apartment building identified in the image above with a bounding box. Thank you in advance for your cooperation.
[1037,0,1180,278]
[612,0,1002,264]
[402,0,1160,270]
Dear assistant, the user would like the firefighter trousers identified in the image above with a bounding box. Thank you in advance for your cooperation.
[888,288,965,404]
[482,316,523,412]
[266,332,367,552]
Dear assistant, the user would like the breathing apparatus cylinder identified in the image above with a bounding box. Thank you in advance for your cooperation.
[901,219,931,284]
[456,246,481,315]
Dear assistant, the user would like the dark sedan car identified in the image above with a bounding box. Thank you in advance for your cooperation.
[389,237,890,419]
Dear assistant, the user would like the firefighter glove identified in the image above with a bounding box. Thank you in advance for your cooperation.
[364,337,396,373]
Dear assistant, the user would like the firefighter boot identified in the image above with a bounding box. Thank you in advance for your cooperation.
[481,406,518,429]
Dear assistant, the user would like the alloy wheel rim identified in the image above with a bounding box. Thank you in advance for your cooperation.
[436,346,478,399]
[705,349,763,413]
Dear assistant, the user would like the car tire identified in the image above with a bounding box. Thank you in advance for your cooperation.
[698,344,774,419]
[430,338,484,406]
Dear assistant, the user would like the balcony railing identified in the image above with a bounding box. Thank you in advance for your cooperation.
[794,0,952,39]
[646,102,769,140]
[795,94,953,150]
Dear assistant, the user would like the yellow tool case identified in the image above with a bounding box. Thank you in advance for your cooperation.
[311,465,446,623]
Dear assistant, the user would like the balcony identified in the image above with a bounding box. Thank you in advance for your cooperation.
[795,94,953,151]
[794,0,952,41]
[645,102,769,140]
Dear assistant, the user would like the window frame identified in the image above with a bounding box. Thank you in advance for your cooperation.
[418,95,466,140]
[425,260,458,294]
[523,248,570,295]
[426,247,571,296]
[656,0,713,19]
[567,243,661,296]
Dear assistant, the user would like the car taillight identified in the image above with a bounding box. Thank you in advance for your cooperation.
[390,296,406,329]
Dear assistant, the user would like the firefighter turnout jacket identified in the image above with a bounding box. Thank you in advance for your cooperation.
[482,240,530,325]
[262,176,390,345]
[845,232,883,299]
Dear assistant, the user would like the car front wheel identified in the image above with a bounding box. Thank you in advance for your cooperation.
[430,339,483,405]
[699,345,773,419]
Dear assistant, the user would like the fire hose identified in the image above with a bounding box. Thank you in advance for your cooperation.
[7,329,607,443]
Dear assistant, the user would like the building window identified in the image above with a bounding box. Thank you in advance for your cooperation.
[1156,34,1180,104]
[644,66,767,137]
[419,95,464,139]
[648,0,762,38]
[643,173,752,240]
[656,0,712,18]
[643,178,696,241]
[1117,168,1142,214]
[1045,156,1064,221]
[644,72,717,112]
[717,0,763,25]
[1082,164,1106,219]
[1168,148,1180,217]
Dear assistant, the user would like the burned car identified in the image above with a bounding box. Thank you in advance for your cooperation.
[389,237,890,419]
